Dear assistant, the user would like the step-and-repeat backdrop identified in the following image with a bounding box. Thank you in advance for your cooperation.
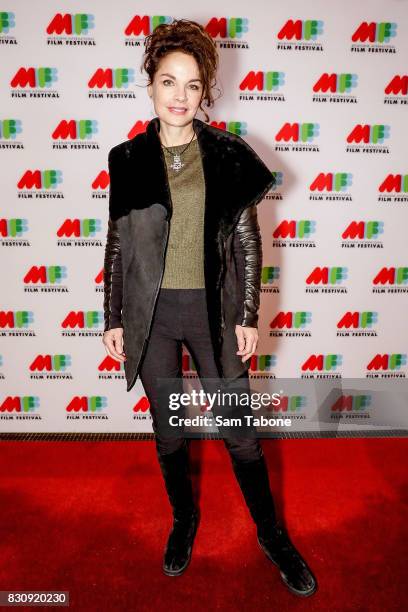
[1,1,407,434]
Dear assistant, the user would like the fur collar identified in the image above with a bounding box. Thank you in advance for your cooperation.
[108,116,275,237]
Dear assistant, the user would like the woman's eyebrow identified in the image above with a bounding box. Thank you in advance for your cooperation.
[159,72,202,82]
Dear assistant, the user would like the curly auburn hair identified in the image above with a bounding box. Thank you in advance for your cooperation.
[141,18,221,122]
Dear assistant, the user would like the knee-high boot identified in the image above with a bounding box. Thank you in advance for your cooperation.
[156,440,200,576]
[230,451,318,597]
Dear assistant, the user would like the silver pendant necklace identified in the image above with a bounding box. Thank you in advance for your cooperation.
[161,129,196,172]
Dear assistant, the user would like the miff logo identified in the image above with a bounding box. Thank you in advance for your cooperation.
[209,121,248,136]
[273,220,316,239]
[332,395,371,411]
[262,267,280,284]
[133,397,150,413]
[313,73,357,93]
[249,355,275,372]
[88,68,135,89]
[24,266,66,284]
[98,355,125,372]
[270,312,312,330]
[302,354,342,371]
[124,15,172,36]
[266,396,306,412]
[52,120,98,140]
[310,173,352,191]
[276,123,319,142]
[0,119,22,139]
[92,170,110,190]
[384,76,407,95]
[66,397,107,412]
[240,72,283,91]
[337,312,378,329]
[342,221,384,239]
[11,68,58,88]
[46,13,95,35]
[128,120,150,139]
[30,355,71,372]
[205,17,248,38]
[306,267,348,285]
[0,311,33,328]
[277,19,323,41]
[0,12,15,33]
[0,396,39,412]
[57,219,101,237]
[373,267,408,285]
[351,22,397,43]
[379,174,408,193]
[17,170,62,190]
[62,312,102,329]
[367,354,406,371]
[0,218,28,237]
[95,269,104,286]
[347,125,390,144]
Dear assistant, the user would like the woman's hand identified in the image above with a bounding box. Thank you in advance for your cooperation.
[102,327,126,362]
[235,324,258,363]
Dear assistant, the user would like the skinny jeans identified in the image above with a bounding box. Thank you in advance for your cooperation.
[139,287,263,463]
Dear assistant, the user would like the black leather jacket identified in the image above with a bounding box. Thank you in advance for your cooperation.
[103,203,262,332]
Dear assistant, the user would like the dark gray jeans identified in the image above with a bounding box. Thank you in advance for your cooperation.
[139,287,263,462]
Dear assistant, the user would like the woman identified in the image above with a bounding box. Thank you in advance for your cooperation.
[102,19,317,597]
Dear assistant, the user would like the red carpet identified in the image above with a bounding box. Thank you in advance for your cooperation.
[0,438,406,611]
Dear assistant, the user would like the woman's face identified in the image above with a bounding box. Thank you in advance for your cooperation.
[147,51,203,128]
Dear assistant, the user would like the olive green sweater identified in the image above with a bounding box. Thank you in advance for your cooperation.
[161,138,206,288]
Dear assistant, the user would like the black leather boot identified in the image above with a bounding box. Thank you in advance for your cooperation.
[156,441,200,576]
[231,452,317,597]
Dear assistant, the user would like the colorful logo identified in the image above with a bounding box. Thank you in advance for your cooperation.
[302,354,342,371]
[313,73,357,93]
[46,13,95,35]
[61,312,102,329]
[240,71,284,91]
[276,123,319,142]
[11,67,58,88]
[24,266,67,284]
[30,355,71,372]
[277,19,323,41]
[52,120,98,140]
[124,15,172,37]
[0,11,15,34]
[205,17,249,39]
[0,218,28,237]
[310,173,352,191]
[0,119,22,139]
[0,396,39,412]
[351,22,397,44]
[17,170,62,190]
[66,397,107,412]
[0,311,33,328]
[88,68,135,89]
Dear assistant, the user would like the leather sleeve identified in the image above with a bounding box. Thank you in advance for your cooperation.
[103,217,123,331]
[232,204,263,328]
[103,152,123,331]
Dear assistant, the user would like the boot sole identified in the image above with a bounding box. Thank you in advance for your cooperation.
[257,536,318,597]
[162,514,200,577]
